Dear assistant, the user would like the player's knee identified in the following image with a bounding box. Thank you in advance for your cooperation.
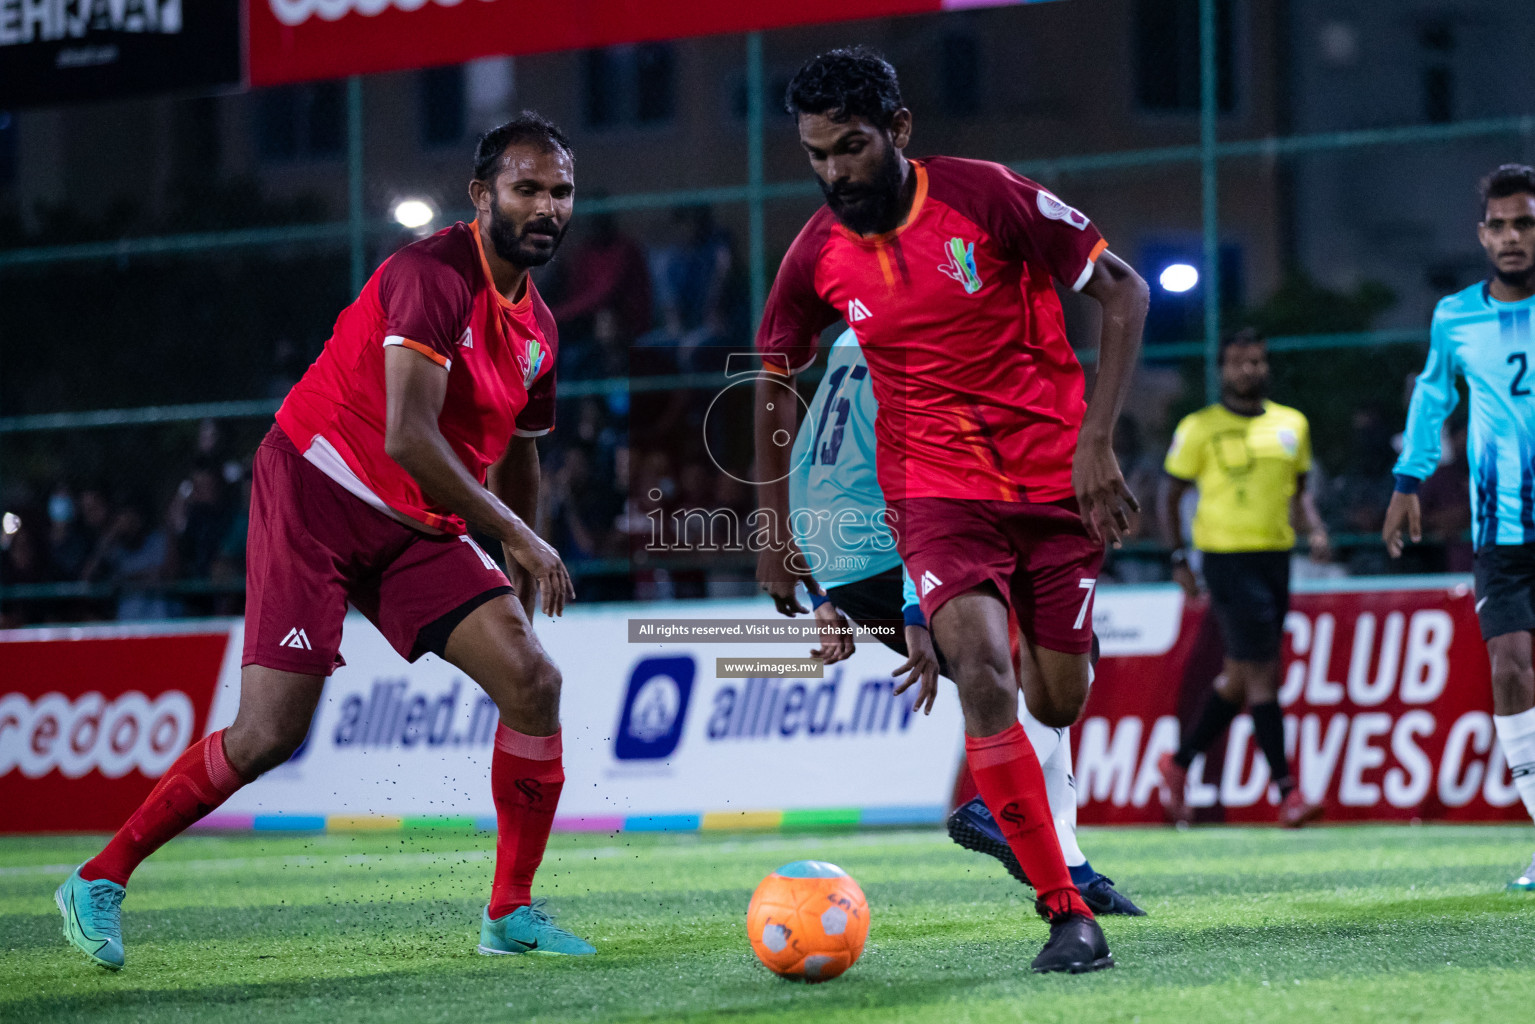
[948,643,1012,688]
[227,714,310,777]
[1490,648,1534,707]
[525,656,562,709]
[1029,695,1080,730]
[952,665,1016,729]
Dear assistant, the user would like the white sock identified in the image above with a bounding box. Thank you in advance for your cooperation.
[1019,707,1084,866]
[1047,733,1087,867]
[1021,707,1064,769]
[1493,706,1535,824]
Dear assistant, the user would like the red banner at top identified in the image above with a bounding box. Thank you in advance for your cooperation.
[248,0,1029,87]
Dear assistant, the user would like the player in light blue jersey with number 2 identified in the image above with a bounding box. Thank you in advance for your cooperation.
[1384,164,1535,891]
[786,329,1142,916]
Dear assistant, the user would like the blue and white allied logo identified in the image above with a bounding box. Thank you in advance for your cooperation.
[614,657,696,760]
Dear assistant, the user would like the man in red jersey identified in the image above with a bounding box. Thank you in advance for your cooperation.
[55,115,595,971]
[754,49,1147,974]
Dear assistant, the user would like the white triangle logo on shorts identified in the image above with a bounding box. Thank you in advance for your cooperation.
[847,298,872,322]
[920,570,943,597]
[280,627,313,651]
[460,326,474,349]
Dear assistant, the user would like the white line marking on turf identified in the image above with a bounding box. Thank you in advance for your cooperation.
[0,830,950,878]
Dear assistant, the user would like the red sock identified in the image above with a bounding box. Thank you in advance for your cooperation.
[488,724,564,918]
[81,730,250,886]
[965,722,1092,919]
[952,760,980,808]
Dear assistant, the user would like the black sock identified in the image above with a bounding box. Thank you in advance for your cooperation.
[1249,700,1295,796]
[1174,692,1242,768]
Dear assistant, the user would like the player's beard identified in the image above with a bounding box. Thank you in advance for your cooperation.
[1228,375,1269,403]
[1493,260,1535,290]
[488,204,567,268]
[821,145,905,235]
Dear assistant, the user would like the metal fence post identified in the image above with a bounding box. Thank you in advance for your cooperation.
[348,76,366,296]
[747,32,767,331]
[1200,0,1221,404]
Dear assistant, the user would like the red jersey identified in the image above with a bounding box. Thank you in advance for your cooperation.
[276,221,557,535]
[757,157,1107,504]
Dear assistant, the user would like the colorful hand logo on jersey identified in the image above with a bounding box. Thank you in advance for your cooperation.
[939,237,983,295]
[522,338,545,388]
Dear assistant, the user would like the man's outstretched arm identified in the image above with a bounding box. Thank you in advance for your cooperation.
[383,346,572,616]
[1076,250,1150,546]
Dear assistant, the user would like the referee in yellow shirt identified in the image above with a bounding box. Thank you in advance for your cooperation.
[1156,329,1331,827]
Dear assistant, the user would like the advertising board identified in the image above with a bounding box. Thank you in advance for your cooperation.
[3,578,1523,833]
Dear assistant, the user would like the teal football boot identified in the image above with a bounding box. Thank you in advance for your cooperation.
[478,899,595,956]
[55,865,125,970]
[1508,853,1535,893]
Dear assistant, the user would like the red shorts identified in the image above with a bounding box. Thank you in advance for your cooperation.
[889,496,1103,654]
[242,425,511,676]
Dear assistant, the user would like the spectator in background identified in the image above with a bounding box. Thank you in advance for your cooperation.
[544,446,608,562]
[0,507,53,626]
[266,338,309,400]
[550,208,652,380]
[1418,419,1473,571]
[82,500,175,620]
[1324,404,1397,574]
[46,486,93,581]
[210,468,253,616]
[642,206,743,371]
[169,460,234,615]
[171,460,233,581]
[571,397,623,485]
[65,488,113,580]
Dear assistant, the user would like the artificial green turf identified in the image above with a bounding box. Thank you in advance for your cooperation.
[2,824,1533,1023]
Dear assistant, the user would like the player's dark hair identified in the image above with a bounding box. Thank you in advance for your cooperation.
[784,47,904,131]
[1219,327,1266,365]
[473,112,574,182]
[1480,164,1535,217]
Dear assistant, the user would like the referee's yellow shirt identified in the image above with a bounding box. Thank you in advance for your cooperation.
[1163,401,1311,553]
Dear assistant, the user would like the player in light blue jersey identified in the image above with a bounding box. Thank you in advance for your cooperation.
[1383,164,1535,890]
[788,329,1143,916]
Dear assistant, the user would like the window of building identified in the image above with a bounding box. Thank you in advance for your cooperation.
[257,82,345,162]
[731,73,792,120]
[420,66,467,148]
[938,34,982,117]
[584,44,676,129]
[1134,0,1235,114]
[1419,19,1455,124]
[0,111,16,187]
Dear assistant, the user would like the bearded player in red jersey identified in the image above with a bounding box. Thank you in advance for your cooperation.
[55,115,596,970]
[755,50,1147,974]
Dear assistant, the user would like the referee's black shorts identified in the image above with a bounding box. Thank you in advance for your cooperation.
[1202,550,1291,662]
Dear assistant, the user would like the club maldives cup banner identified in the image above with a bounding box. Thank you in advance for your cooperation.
[247,0,1057,87]
[0,581,1525,833]
[1081,579,1526,824]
